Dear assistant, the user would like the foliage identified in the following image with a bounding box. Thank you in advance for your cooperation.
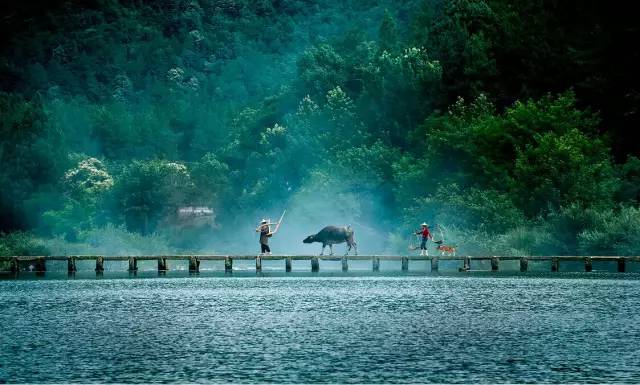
[0,0,638,255]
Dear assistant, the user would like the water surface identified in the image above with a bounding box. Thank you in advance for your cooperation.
[1,272,639,383]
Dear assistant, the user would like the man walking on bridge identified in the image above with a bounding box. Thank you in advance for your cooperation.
[256,219,273,255]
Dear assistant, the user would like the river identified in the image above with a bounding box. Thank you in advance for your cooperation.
[1,271,639,383]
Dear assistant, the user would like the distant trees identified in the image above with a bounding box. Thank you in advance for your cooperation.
[0,0,639,255]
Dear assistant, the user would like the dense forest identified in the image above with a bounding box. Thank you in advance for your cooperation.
[1,0,639,256]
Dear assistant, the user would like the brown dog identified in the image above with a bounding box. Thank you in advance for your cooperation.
[436,243,456,256]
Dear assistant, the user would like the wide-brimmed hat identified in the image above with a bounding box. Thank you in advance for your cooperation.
[421,222,428,226]
[261,219,268,224]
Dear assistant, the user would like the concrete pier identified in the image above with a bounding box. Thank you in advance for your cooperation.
[158,257,168,272]
[372,257,380,271]
[585,257,593,272]
[401,257,409,271]
[431,257,438,271]
[520,258,528,272]
[285,257,292,272]
[128,257,137,272]
[95,256,104,273]
[224,257,233,273]
[1,255,637,275]
[491,257,499,272]
[189,256,199,273]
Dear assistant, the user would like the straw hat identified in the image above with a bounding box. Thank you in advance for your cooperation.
[261,219,268,224]
[421,222,428,227]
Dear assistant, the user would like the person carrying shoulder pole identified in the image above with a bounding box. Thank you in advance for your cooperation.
[255,210,286,256]
[256,219,273,255]
[415,222,433,256]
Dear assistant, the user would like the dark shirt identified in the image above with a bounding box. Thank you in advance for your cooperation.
[260,225,270,245]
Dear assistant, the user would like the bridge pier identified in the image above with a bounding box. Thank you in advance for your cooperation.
[341,257,348,272]
[491,257,499,272]
[551,257,559,272]
[256,256,262,272]
[372,257,380,271]
[618,258,626,273]
[95,256,104,274]
[401,257,409,271]
[431,257,439,272]
[585,257,593,272]
[158,258,168,272]
[128,257,137,272]
[311,257,319,272]
[225,257,233,273]
[285,257,292,272]
[520,258,528,272]
[189,257,200,273]
[10,258,19,274]
[68,257,77,274]
[462,257,470,271]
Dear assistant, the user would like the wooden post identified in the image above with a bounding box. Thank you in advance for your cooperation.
[491,257,499,272]
[285,257,292,272]
[311,257,319,272]
[401,257,409,271]
[256,256,262,272]
[584,257,593,272]
[341,257,348,272]
[224,257,233,273]
[189,257,200,273]
[551,257,559,272]
[95,256,104,273]
[520,258,528,272]
[431,257,439,272]
[158,257,168,272]
[68,257,77,274]
[372,257,380,272]
[128,257,137,272]
[463,257,470,271]
[618,258,626,273]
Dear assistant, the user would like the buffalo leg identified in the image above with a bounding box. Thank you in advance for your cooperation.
[329,244,334,256]
[320,244,326,256]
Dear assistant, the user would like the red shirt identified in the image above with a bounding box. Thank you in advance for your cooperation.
[420,228,431,239]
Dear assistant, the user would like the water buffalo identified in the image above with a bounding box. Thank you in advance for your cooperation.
[303,225,357,256]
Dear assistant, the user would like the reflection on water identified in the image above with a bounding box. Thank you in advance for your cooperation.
[1,272,639,383]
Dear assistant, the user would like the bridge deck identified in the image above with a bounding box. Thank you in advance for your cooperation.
[0,255,637,274]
